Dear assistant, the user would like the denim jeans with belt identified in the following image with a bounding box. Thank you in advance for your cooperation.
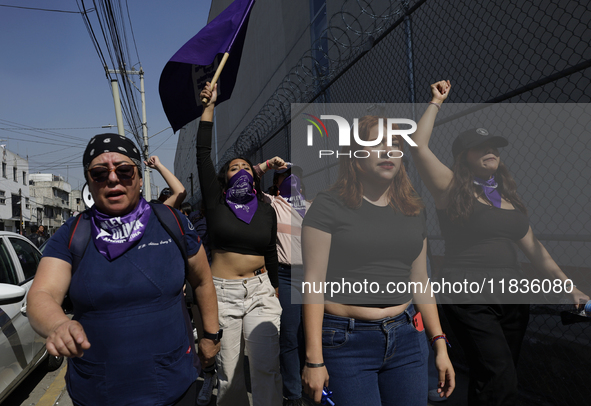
[321,303,429,406]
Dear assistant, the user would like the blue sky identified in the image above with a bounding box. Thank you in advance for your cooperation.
[0,0,212,193]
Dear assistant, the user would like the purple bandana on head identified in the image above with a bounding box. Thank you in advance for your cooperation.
[225,169,258,224]
[473,176,502,208]
[90,197,152,260]
[278,175,306,218]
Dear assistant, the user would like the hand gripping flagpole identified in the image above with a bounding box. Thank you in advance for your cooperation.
[201,52,230,103]
[160,0,256,132]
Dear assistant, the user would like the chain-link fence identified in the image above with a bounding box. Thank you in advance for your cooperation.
[222,1,590,404]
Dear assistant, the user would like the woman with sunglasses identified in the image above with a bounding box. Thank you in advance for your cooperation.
[27,134,220,406]
[197,83,282,406]
[301,115,455,405]
[410,80,589,405]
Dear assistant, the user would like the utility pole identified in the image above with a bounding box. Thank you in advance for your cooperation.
[106,67,151,200]
[19,188,23,235]
[110,79,125,136]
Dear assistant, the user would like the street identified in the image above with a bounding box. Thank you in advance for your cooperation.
[2,362,70,406]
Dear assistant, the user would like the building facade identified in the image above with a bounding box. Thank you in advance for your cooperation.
[29,174,72,235]
[69,189,85,216]
[0,146,30,233]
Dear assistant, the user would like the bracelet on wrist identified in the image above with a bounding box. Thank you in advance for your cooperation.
[305,362,325,368]
[429,101,442,110]
[430,333,451,348]
[266,159,270,169]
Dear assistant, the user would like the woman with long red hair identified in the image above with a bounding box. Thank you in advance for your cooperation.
[301,115,454,405]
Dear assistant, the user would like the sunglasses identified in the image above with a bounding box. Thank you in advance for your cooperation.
[88,164,136,183]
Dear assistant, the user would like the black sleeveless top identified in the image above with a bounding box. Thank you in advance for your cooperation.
[196,121,278,287]
[437,199,529,269]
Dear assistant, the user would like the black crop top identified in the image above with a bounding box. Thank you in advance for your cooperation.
[303,189,427,307]
[196,121,278,287]
[437,199,530,269]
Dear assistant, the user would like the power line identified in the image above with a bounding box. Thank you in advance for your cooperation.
[0,126,109,131]
[77,0,144,147]
[0,4,87,14]
[150,132,175,155]
[0,118,90,142]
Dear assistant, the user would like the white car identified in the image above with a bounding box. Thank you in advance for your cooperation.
[0,231,63,402]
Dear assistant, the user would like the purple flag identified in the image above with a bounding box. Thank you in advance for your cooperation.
[159,0,256,132]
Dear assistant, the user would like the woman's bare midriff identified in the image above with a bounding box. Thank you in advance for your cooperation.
[210,249,266,279]
[324,301,411,321]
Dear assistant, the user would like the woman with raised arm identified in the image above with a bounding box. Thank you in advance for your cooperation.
[196,83,282,406]
[145,155,187,208]
[301,115,455,406]
[410,80,589,406]
[255,159,310,406]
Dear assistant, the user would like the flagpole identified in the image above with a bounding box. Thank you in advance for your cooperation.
[201,52,230,103]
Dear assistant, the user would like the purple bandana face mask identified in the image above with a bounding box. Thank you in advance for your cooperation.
[278,175,306,218]
[225,169,258,224]
[90,197,152,260]
[473,176,501,208]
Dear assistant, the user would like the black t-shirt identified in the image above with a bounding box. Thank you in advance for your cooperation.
[437,199,530,269]
[303,189,426,306]
[196,121,278,287]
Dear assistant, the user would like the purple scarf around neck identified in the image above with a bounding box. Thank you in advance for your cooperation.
[225,169,258,224]
[90,197,152,260]
[277,175,306,218]
[473,176,502,208]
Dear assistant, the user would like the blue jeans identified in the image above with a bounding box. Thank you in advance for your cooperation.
[278,264,305,400]
[321,304,429,406]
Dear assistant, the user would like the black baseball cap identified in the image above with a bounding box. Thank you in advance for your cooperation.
[452,128,508,158]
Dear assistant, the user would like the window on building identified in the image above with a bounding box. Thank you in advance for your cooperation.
[11,194,20,219]
[44,206,54,218]
[1,162,5,178]
[13,166,17,182]
[25,197,30,209]
[0,190,5,205]
[22,171,26,185]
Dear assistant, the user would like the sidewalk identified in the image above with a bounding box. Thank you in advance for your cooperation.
[43,369,212,406]
[35,363,71,406]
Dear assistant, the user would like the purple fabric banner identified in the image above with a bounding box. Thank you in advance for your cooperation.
[159,0,256,132]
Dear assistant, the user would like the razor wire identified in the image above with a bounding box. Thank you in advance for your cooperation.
[217,0,414,167]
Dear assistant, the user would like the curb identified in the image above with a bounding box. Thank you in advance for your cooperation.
[36,365,67,406]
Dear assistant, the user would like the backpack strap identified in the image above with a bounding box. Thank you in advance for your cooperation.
[148,202,189,275]
[68,210,92,276]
